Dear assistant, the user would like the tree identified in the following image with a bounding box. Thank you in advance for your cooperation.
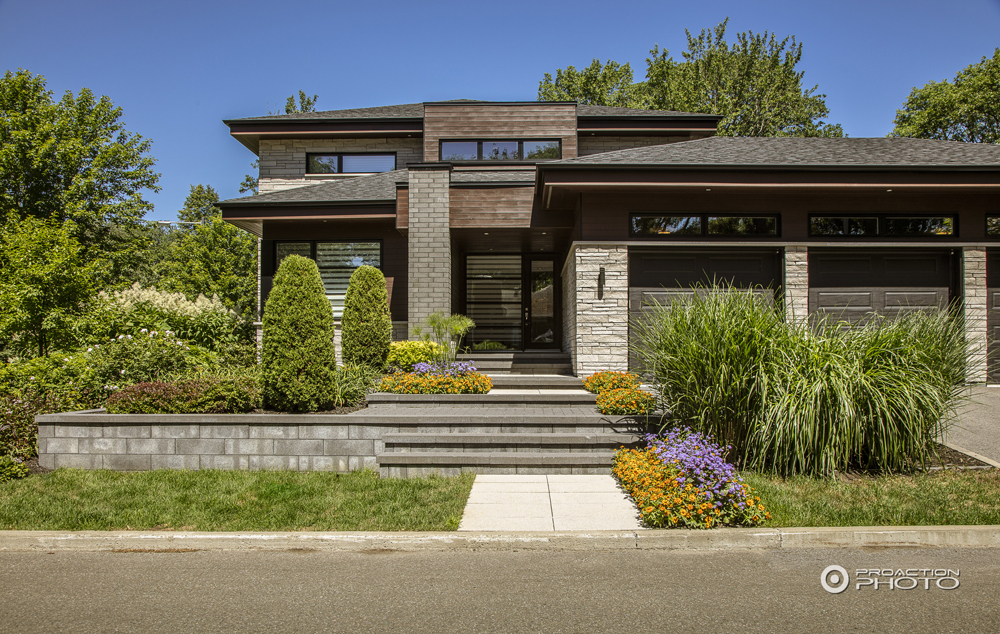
[177,184,220,224]
[0,69,160,281]
[538,19,843,138]
[261,254,337,412]
[341,265,391,369]
[240,91,319,195]
[0,218,100,358]
[891,48,1000,144]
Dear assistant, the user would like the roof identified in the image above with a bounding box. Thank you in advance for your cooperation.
[547,136,1000,168]
[224,101,718,123]
[218,170,406,206]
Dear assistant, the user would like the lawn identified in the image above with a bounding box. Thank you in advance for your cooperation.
[0,469,474,531]
[744,469,1000,527]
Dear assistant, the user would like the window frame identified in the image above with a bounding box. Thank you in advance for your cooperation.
[273,239,384,318]
[439,139,562,162]
[305,152,397,175]
[808,214,958,239]
[985,215,1000,237]
[629,213,781,239]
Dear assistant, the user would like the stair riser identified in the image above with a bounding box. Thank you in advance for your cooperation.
[381,466,612,477]
[384,444,636,453]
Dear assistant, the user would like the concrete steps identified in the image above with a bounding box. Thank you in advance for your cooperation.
[458,351,573,375]
[486,374,584,390]
[366,391,596,408]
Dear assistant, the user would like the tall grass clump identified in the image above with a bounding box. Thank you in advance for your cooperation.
[632,287,973,477]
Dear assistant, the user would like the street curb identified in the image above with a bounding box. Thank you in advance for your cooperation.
[2,526,1000,553]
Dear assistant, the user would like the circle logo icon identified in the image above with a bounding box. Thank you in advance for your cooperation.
[821,565,850,594]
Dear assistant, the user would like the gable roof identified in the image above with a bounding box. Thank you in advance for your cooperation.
[547,136,1000,169]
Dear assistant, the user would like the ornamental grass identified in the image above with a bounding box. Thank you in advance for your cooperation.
[613,428,770,529]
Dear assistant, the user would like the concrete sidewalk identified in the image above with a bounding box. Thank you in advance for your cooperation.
[458,475,643,531]
[945,386,1000,467]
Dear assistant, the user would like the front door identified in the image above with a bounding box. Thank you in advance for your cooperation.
[464,254,559,351]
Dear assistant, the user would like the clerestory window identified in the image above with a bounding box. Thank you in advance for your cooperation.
[440,140,561,161]
[306,153,396,174]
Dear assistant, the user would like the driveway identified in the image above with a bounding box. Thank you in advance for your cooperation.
[946,386,1000,465]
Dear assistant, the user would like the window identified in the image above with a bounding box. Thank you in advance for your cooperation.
[988,216,1000,236]
[631,214,778,238]
[440,140,561,161]
[306,153,396,174]
[809,215,955,238]
[275,241,381,317]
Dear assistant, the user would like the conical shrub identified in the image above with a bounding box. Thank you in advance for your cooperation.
[261,255,337,411]
[341,264,391,369]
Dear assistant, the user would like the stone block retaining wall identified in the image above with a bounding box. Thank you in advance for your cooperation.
[36,410,388,472]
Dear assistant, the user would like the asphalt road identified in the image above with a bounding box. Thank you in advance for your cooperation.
[2,547,999,633]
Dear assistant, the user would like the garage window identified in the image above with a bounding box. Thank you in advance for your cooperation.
[631,214,778,238]
[810,215,955,238]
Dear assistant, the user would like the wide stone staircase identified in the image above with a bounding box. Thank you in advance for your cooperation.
[455,350,574,375]
[364,373,648,478]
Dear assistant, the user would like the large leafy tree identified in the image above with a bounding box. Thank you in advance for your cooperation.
[891,48,1000,144]
[538,19,843,137]
[0,218,100,358]
[0,69,160,279]
[239,90,319,195]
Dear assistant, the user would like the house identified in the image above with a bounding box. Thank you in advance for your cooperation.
[218,100,1000,382]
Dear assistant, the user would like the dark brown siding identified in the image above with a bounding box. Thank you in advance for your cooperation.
[396,187,409,230]
[261,219,408,320]
[450,187,535,228]
[424,103,578,161]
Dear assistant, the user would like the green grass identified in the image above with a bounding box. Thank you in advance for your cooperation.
[745,470,1000,527]
[0,469,474,531]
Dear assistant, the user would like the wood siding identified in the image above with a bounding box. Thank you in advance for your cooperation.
[396,187,409,230]
[423,103,578,162]
[449,187,535,228]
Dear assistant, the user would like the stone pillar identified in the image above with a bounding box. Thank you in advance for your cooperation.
[963,247,988,384]
[407,165,452,337]
[573,245,629,376]
[784,246,809,324]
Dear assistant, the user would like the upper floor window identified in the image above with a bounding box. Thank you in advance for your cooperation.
[440,140,561,161]
[630,214,779,238]
[809,215,955,238]
[306,153,396,174]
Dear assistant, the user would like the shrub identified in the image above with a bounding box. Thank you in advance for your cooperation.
[378,372,492,395]
[0,455,30,483]
[328,363,382,408]
[262,255,338,412]
[412,312,475,362]
[1,388,93,461]
[583,370,640,394]
[596,388,657,415]
[472,340,508,351]
[612,429,769,529]
[387,341,441,372]
[85,330,218,390]
[104,371,262,414]
[341,265,392,369]
[632,287,972,476]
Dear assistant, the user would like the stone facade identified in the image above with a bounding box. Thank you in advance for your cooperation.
[35,412,388,472]
[784,246,809,324]
[257,138,422,194]
[407,166,451,336]
[963,247,988,383]
[570,245,629,375]
[578,135,685,156]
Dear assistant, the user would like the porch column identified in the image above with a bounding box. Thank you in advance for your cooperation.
[784,245,809,324]
[963,247,988,383]
[573,244,629,376]
[407,164,452,338]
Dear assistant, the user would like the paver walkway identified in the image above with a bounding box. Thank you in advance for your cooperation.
[458,475,643,531]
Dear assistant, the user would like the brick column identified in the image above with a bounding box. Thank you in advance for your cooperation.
[784,246,809,324]
[963,247,988,384]
[407,165,452,337]
[573,245,629,376]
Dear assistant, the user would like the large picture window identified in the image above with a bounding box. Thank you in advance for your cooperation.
[630,214,778,238]
[809,215,955,238]
[275,241,381,317]
[306,153,396,174]
[440,140,561,161]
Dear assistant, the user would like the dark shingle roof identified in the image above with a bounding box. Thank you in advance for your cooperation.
[550,136,1000,168]
[219,170,406,205]
[577,104,718,118]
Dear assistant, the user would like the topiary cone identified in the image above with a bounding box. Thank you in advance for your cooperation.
[341,264,391,369]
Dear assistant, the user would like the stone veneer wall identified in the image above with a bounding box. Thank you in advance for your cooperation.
[577,136,686,156]
[784,246,809,324]
[257,138,422,194]
[407,166,451,336]
[561,250,578,373]
[964,247,988,383]
[571,245,629,376]
[36,411,387,472]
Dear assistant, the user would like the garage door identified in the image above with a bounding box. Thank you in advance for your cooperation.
[809,249,956,326]
[987,249,1000,383]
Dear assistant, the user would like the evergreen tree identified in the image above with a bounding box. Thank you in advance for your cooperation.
[341,265,391,369]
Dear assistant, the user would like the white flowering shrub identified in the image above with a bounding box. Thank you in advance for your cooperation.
[84,329,218,389]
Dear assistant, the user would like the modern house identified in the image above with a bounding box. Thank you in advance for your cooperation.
[218,100,1000,382]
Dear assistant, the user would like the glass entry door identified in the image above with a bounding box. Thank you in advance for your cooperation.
[527,259,557,348]
[464,255,558,351]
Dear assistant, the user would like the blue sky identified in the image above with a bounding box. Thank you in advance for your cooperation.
[2,0,999,220]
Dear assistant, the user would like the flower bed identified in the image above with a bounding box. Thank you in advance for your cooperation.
[597,388,656,415]
[377,363,492,395]
[583,370,640,394]
[613,428,770,528]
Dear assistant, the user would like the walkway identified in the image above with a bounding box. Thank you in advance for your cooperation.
[945,386,1000,466]
[458,475,643,531]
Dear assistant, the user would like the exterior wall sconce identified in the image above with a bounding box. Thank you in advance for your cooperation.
[598,266,606,300]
